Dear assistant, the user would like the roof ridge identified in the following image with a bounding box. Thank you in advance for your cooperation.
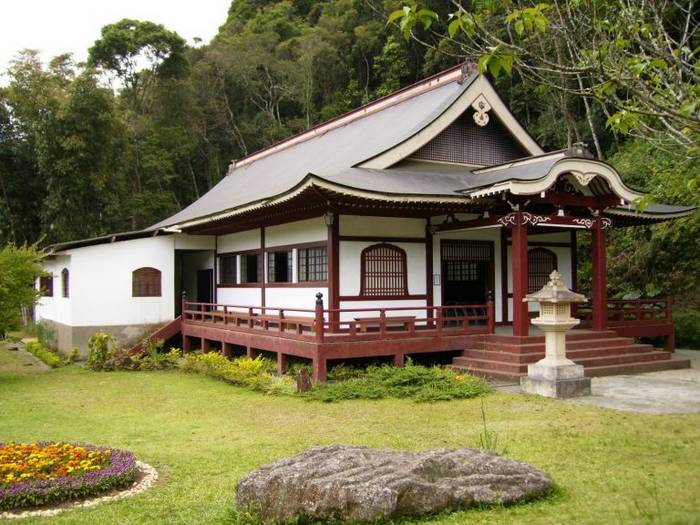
[228,63,475,172]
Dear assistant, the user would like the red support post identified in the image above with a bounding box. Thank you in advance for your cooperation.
[394,353,405,367]
[486,291,495,334]
[665,295,675,352]
[314,292,325,343]
[182,335,191,353]
[379,309,387,337]
[327,212,340,332]
[312,355,327,383]
[222,342,232,358]
[591,217,608,331]
[277,353,288,375]
[201,338,210,353]
[511,214,529,336]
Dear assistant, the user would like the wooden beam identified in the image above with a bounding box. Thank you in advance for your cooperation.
[328,213,340,331]
[425,220,434,314]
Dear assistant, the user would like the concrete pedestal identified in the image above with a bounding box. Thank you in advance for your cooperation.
[520,361,591,398]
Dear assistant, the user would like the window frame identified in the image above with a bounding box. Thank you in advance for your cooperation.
[218,255,237,285]
[297,244,328,283]
[132,267,162,297]
[39,275,54,297]
[266,249,293,283]
[359,243,409,298]
[239,252,260,284]
[61,268,69,298]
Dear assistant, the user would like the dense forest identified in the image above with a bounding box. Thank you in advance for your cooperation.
[0,0,697,315]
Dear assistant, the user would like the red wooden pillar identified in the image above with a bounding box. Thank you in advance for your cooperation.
[182,335,191,353]
[591,217,608,331]
[511,214,529,336]
[277,353,288,375]
[327,212,339,332]
[312,355,327,383]
[201,338,210,353]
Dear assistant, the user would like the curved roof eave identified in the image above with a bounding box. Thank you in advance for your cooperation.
[463,157,646,204]
[173,174,471,230]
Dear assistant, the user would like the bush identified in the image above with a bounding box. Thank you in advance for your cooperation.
[87,332,179,371]
[675,309,700,349]
[305,361,490,403]
[24,341,62,368]
[179,353,293,395]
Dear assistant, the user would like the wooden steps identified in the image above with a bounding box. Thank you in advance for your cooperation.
[453,330,690,380]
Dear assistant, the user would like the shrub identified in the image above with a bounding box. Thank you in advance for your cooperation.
[179,353,288,394]
[675,309,700,349]
[87,332,179,371]
[0,441,138,511]
[24,341,62,368]
[305,361,490,403]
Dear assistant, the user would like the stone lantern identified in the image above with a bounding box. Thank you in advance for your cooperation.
[520,270,591,398]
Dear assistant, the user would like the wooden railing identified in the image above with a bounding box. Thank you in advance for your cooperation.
[182,298,494,343]
[575,296,673,327]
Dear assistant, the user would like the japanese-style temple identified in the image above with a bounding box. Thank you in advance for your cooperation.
[37,64,694,381]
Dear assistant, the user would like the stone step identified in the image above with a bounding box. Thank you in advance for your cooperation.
[483,330,618,345]
[461,344,657,364]
[584,357,691,377]
[477,337,640,354]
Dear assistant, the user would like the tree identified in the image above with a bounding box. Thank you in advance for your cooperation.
[0,243,44,336]
[390,1,699,173]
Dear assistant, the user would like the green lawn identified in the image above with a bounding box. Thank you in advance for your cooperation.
[1,345,699,525]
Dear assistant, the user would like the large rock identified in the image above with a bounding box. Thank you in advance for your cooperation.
[236,445,552,523]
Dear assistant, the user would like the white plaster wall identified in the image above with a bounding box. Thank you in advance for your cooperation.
[36,255,72,325]
[174,234,215,250]
[338,299,428,323]
[339,241,426,296]
[432,228,503,322]
[265,217,326,247]
[216,287,262,308]
[339,215,425,237]
[218,229,260,253]
[265,287,328,313]
[65,236,175,327]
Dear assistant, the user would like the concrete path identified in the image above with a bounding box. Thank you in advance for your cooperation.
[497,350,700,414]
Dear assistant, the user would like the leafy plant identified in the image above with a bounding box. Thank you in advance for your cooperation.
[87,331,179,371]
[0,244,44,337]
[24,340,62,368]
[674,309,700,350]
[477,399,506,454]
[86,332,119,371]
[305,360,490,403]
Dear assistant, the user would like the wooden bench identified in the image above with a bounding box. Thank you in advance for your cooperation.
[353,316,415,333]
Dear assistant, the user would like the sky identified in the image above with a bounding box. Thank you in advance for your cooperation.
[0,0,232,83]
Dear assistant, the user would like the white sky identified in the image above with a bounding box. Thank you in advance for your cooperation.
[0,0,232,83]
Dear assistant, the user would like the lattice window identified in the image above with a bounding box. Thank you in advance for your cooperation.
[528,248,557,293]
[441,240,492,262]
[132,267,161,297]
[39,275,53,297]
[61,268,69,298]
[219,255,237,284]
[240,253,259,283]
[360,244,408,297]
[267,250,293,283]
[411,112,526,166]
[446,261,478,281]
[298,246,327,282]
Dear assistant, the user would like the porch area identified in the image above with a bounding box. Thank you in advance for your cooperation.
[177,294,688,382]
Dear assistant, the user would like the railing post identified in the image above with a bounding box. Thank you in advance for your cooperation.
[181,291,187,321]
[437,307,443,334]
[223,305,228,325]
[380,309,387,336]
[315,292,325,343]
[486,290,495,334]
[248,307,254,329]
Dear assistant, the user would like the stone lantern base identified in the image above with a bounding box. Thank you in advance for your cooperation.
[520,362,591,398]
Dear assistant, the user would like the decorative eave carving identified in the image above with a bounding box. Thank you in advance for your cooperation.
[471,94,492,127]
[497,212,553,227]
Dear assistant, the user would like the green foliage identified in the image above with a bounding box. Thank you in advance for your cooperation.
[87,331,179,371]
[24,340,63,368]
[674,310,700,350]
[305,361,490,403]
[0,243,44,336]
[179,353,294,395]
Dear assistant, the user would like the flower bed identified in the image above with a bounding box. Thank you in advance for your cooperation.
[0,442,138,511]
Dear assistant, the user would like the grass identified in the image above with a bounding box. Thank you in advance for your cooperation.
[0,343,698,524]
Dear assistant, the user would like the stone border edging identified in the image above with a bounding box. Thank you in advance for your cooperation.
[0,461,157,520]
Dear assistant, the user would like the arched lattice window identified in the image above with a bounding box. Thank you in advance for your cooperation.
[61,268,69,298]
[528,248,558,293]
[132,267,162,297]
[360,244,408,297]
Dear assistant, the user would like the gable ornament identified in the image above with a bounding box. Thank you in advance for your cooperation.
[471,95,492,127]
[572,171,597,186]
